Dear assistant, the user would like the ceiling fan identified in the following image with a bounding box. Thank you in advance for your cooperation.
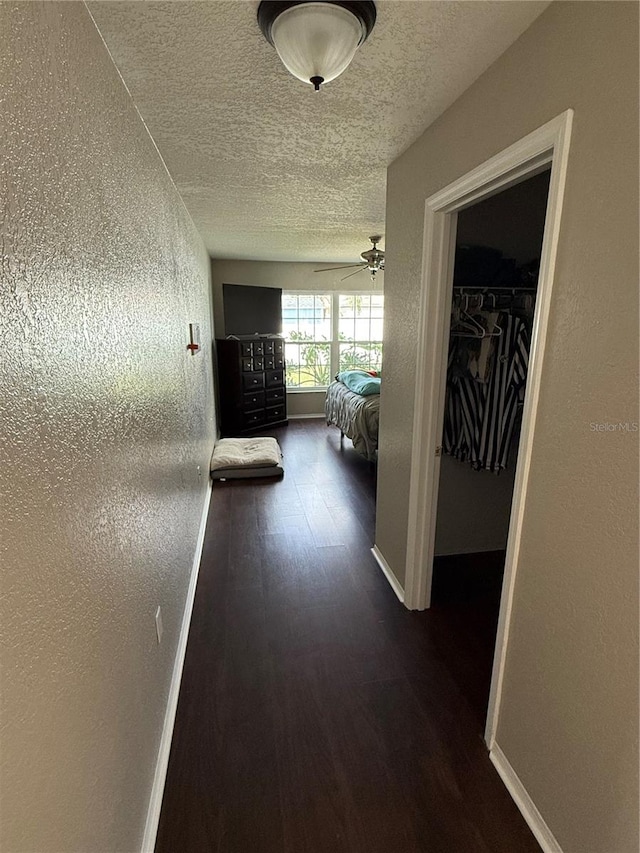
[315,235,385,281]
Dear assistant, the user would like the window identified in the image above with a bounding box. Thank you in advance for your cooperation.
[338,293,384,374]
[282,291,384,389]
[281,293,332,388]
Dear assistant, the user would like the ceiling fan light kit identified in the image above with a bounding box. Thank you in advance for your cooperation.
[360,234,384,277]
[257,1,377,91]
[314,235,385,282]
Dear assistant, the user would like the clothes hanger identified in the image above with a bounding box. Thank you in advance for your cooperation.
[450,296,485,337]
[479,308,503,337]
[450,305,486,338]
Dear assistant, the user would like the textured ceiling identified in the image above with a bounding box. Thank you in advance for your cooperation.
[88,0,549,262]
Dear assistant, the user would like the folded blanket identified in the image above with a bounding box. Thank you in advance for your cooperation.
[210,437,282,473]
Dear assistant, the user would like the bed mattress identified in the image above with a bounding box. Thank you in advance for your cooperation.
[325,380,380,461]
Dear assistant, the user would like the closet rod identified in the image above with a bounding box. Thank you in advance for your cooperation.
[453,285,537,292]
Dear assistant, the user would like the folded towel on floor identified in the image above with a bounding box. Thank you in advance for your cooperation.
[210,437,283,480]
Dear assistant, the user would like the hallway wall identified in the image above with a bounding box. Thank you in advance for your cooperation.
[376,2,638,852]
[1,3,216,851]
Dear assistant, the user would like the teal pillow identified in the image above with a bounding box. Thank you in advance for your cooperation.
[338,370,381,396]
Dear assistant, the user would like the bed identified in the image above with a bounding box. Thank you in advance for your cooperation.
[324,372,381,462]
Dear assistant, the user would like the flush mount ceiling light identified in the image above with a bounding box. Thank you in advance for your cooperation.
[257,1,377,91]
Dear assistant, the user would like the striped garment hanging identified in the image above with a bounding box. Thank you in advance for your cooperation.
[443,312,530,472]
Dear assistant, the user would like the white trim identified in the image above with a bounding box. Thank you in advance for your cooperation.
[371,545,405,603]
[401,112,574,745]
[403,208,458,611]
[485,111,573,747]
[141,482,212,853]
[490,744,564,853]
[287,413,325,419]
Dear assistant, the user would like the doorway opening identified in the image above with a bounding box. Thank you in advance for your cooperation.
[403,111,573,749]
[429,170,550,726]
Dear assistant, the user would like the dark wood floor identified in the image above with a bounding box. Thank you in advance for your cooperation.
[156,419,539,853]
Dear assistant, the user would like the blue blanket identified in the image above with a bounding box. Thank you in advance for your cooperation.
[337,369,381,396]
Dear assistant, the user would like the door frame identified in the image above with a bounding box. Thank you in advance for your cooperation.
[403,110,573,747]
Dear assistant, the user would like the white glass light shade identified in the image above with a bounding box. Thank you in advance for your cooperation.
[271,3,365,88]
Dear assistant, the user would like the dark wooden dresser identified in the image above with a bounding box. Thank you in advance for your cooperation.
[216,337,288,436]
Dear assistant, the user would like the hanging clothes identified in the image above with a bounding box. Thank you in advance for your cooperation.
[443,311,530,472]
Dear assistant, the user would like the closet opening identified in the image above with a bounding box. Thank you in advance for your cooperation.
[403,110,573,748]
[429,170,551,726]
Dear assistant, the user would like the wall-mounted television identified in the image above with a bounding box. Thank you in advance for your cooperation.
[222,283,282,337]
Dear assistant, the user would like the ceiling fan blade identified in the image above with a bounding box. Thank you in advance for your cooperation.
[341,267,367,281]
[314,264,362,273]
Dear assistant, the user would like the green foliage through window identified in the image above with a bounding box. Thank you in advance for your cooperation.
[285,332,331,388]
[338,340,383,373]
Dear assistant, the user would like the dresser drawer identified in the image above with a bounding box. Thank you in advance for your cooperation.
[266,405,286,423]
[240,342,253,358]
[253,341,265,356]
[264,341,275,356]
[265,369,284,388]
[266,387,285,404]
[243,390,265,412]
[242,372,265,391]
[241,409,265,429]
[264,354,285,370]
[274,340,284,354]
[242,354,264,371]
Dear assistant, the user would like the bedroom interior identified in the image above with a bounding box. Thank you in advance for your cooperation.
[214,263,383,453]
[211,264,382,482]
[3,3,637,853]
[211,258,386,419]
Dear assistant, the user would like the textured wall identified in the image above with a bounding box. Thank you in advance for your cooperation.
[0,3,216,851]
[376,3,638,851]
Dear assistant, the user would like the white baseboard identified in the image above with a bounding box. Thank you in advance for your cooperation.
[371,545,405,603]
[141,481,212,853]
[287,413,325,419]
[490,743,563,853]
